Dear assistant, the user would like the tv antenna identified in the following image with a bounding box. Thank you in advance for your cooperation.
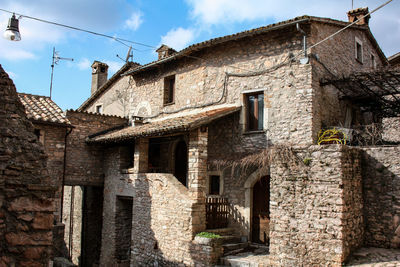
[116,46,133,63]
[49,47,73,99]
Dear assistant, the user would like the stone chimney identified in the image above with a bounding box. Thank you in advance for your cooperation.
[91,61,108,95]
[347,7,370,26]
[156,45,177,60]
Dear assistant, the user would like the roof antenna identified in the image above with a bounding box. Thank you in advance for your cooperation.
[49,47,73,99]
[116,46,133,63]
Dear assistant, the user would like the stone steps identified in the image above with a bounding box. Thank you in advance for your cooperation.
[220,244,269,267]
[223,242,249,256]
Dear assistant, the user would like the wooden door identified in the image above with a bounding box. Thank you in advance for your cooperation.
[252,176,270,244]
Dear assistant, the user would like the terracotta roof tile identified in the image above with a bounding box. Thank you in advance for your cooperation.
[18,93,71,126]
[87,106,240,144]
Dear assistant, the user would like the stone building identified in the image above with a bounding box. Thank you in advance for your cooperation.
[389,52,400,68]
[60,7,400,267]
[0,65,56,266]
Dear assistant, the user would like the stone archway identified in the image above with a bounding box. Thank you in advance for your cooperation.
[244,168,269,242]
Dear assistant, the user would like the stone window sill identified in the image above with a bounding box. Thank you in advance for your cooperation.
[120,168,135,174]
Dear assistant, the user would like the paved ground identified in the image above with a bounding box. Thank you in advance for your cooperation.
[221,247,400,266]
[346,247,400,267]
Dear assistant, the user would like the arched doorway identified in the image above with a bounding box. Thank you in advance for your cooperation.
[174,140,188,186]
[252,175,270,244]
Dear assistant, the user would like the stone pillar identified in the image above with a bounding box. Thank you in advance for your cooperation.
[188,127,208,234]
[188,127,208,200]
[133,138,148,173]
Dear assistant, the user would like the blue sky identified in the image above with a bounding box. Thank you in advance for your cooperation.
[1,0,399,110]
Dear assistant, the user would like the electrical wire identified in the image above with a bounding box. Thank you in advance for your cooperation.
[293,0,393,60]
[0,7,156,49]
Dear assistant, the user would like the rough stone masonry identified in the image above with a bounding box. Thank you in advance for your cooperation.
[0,65,56,267]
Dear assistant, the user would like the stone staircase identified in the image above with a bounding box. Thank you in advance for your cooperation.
[206,228,270,266]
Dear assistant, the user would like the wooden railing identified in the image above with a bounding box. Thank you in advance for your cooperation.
[206,197,229,229]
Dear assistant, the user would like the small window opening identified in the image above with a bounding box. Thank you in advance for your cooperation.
[34,129,44,144]
[164,75,175,105]
[154,241,158,250]
[246,92,264,131]
[148,142,161,173]
[371,54,376,69]
[355,38,363,63]
[96,104,103,114]
[209,175,220,195]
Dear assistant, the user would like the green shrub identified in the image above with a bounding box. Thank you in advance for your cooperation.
[196,232,221,239]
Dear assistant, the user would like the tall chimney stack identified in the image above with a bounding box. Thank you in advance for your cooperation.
[91,61,108,95]
[347,7,370,26]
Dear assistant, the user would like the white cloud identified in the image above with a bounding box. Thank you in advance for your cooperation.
[0,0,136,62]
[103,60,124,74]
[125,11,143,31]
[160,27,196,51]
[185,0,400,56]
[77,58,91,70]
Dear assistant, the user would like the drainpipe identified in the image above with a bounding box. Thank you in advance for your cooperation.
[60,126,73,222]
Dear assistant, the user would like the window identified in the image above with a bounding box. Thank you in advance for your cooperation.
[246,92,264,131]
[96,104,103,114]
[163,75,175,105]
[371,54,376,69]
[355,37,363,63]
[34,129,45,144]
[209,175,220,195]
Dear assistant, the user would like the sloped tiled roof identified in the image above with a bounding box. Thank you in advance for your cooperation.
[123,15,387,76]
[18,93,71,126]
[87,106,240,144]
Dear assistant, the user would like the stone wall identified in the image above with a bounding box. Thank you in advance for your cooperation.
[86,75,132,117]
[0,65,56,266]
[362,146,400,248]
[62,185,83,265]
[65,110,127,186]
[269,145,363,267]
[34,123,68,222]
[86,26,315,145]
[115,196,133,263]
[382,117,400,143]
[100,141,217,266]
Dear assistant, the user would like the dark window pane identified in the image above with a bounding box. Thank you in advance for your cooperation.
[210,175,220,195]
[246,93,263,131]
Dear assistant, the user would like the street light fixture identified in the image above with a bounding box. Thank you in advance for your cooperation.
[3,13,21,41]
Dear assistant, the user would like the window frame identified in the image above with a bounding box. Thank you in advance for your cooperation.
[95,104,103,114]
[244,91,264,132]
[371,53,376,69]
[207,171,223,196]
[163,75,175,106]
[355,37,363,63]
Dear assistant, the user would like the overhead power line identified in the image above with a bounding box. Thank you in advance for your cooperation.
[0,8,157,49]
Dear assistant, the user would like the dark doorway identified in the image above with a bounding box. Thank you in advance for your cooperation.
[115,196,133,264]
[81,186,104,266]
[174,140,188,186]
[252,176,270,245]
